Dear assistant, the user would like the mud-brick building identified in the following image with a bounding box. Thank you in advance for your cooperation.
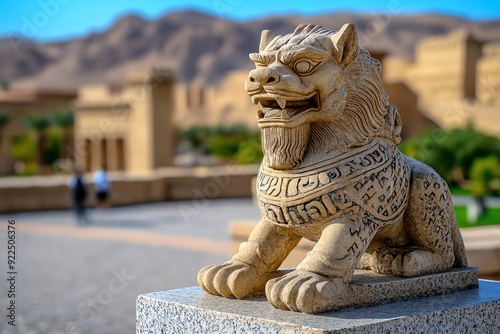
[73,69,175,173]
[384,29,500,136]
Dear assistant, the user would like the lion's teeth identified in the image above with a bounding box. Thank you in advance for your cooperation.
[276,98,287,109]
[281,110,289,120]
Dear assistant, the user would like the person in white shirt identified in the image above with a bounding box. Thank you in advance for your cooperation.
[93,164,111,208]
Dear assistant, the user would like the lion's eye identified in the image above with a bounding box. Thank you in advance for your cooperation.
[294,60,314,75]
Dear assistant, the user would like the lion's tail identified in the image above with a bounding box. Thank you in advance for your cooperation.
[451,216,468,268]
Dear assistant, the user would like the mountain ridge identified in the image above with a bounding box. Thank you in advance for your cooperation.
[1,10,499,89]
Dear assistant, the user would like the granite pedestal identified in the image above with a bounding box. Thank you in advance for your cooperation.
[137,268,500,334]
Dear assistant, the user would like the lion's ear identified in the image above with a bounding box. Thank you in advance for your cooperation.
[331,23,359,66]
[259,30,276,52]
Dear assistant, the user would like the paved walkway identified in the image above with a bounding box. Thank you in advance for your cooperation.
[0,198,260,334]
[452,195,500,208]
[0,198,498,333]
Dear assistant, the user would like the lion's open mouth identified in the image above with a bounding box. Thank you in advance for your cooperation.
[256,92,320,121]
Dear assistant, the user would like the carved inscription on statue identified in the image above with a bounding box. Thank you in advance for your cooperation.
[257,140,411,227]
[198,23,469,314]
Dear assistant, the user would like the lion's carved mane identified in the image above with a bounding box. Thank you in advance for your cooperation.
[329,49,402,147]
[253,23,403,168]
[294,25,401,153]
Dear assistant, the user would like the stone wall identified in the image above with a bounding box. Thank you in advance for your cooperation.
[0,165,258,212]
[384,30,500,137]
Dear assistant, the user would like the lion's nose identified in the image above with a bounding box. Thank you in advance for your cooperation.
[248,68,280,86]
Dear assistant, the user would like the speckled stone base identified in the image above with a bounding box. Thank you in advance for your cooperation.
[136,268,499,334]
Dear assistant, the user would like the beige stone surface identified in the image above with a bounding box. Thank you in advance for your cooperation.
[4,26,500,179]
[231,221,500,280]
[477,42,500,104]
[230,220,316,269]
[460,226,500,279]
[173,71,258,129]
[74,69,175,173]
[0,165,258,212]
[405,29,481,101]
[198,23,473,314]
[384,30,500,137]
[138,278,499,333]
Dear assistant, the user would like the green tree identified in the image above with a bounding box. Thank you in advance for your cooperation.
[207,124,260,161]
[180,126,210,149]
[399,128,453,182]
[179,126,211,165]
[209,135,240,158]
[236,137,263,164]
[52,109,74,159]
[178,124,262,165]
[11,133,35,163]
[0,110,9,158]
[10,133,37,175]
[470,156,500,197]
[24,115,52,169]
[400,126,500,187]
[43,129,61,167]
[469,155,500,216]
[442,126,500,183]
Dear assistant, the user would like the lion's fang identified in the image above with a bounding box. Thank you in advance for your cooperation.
[276,98,287,109]
[281,110,290,120]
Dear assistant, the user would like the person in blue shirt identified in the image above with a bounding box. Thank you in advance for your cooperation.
[93,164,111,208]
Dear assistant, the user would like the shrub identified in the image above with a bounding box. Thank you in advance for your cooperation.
[469,155,500,197]
[178,124,262,164]
[11,133,35,163]
[400,125,500,188]
[236,138,263,164]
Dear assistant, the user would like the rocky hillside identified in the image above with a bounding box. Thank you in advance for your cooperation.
[1,10,499,88]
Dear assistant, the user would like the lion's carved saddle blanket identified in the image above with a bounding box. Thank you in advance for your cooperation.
[257,139,411,226]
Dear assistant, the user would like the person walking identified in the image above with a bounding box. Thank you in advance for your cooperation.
[68,169,88,225]
[93,164,111,208]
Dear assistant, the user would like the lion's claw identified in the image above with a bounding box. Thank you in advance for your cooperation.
[265,270,343,314]
[198,261,279,299]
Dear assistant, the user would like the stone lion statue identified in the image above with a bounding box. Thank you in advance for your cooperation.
[198,23,468,314]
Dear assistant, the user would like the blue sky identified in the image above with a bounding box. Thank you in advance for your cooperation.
[0,0,499,42]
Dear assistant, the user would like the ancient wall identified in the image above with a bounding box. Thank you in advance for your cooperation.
[74,70,176,174]
[11,28,499,180]
[173,70,257,129]
[405,30,476,101]
[0,165,258,212]
[73,85,131,172]
[384,29,500,137]
[477,42,500,104]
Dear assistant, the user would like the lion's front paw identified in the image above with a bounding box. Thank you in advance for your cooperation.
[265,270,343,314]
[198,260,279,299]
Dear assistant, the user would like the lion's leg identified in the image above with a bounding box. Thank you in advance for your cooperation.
[198,219,301,299]
[266,212,379,313]
[371,162,456,277]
